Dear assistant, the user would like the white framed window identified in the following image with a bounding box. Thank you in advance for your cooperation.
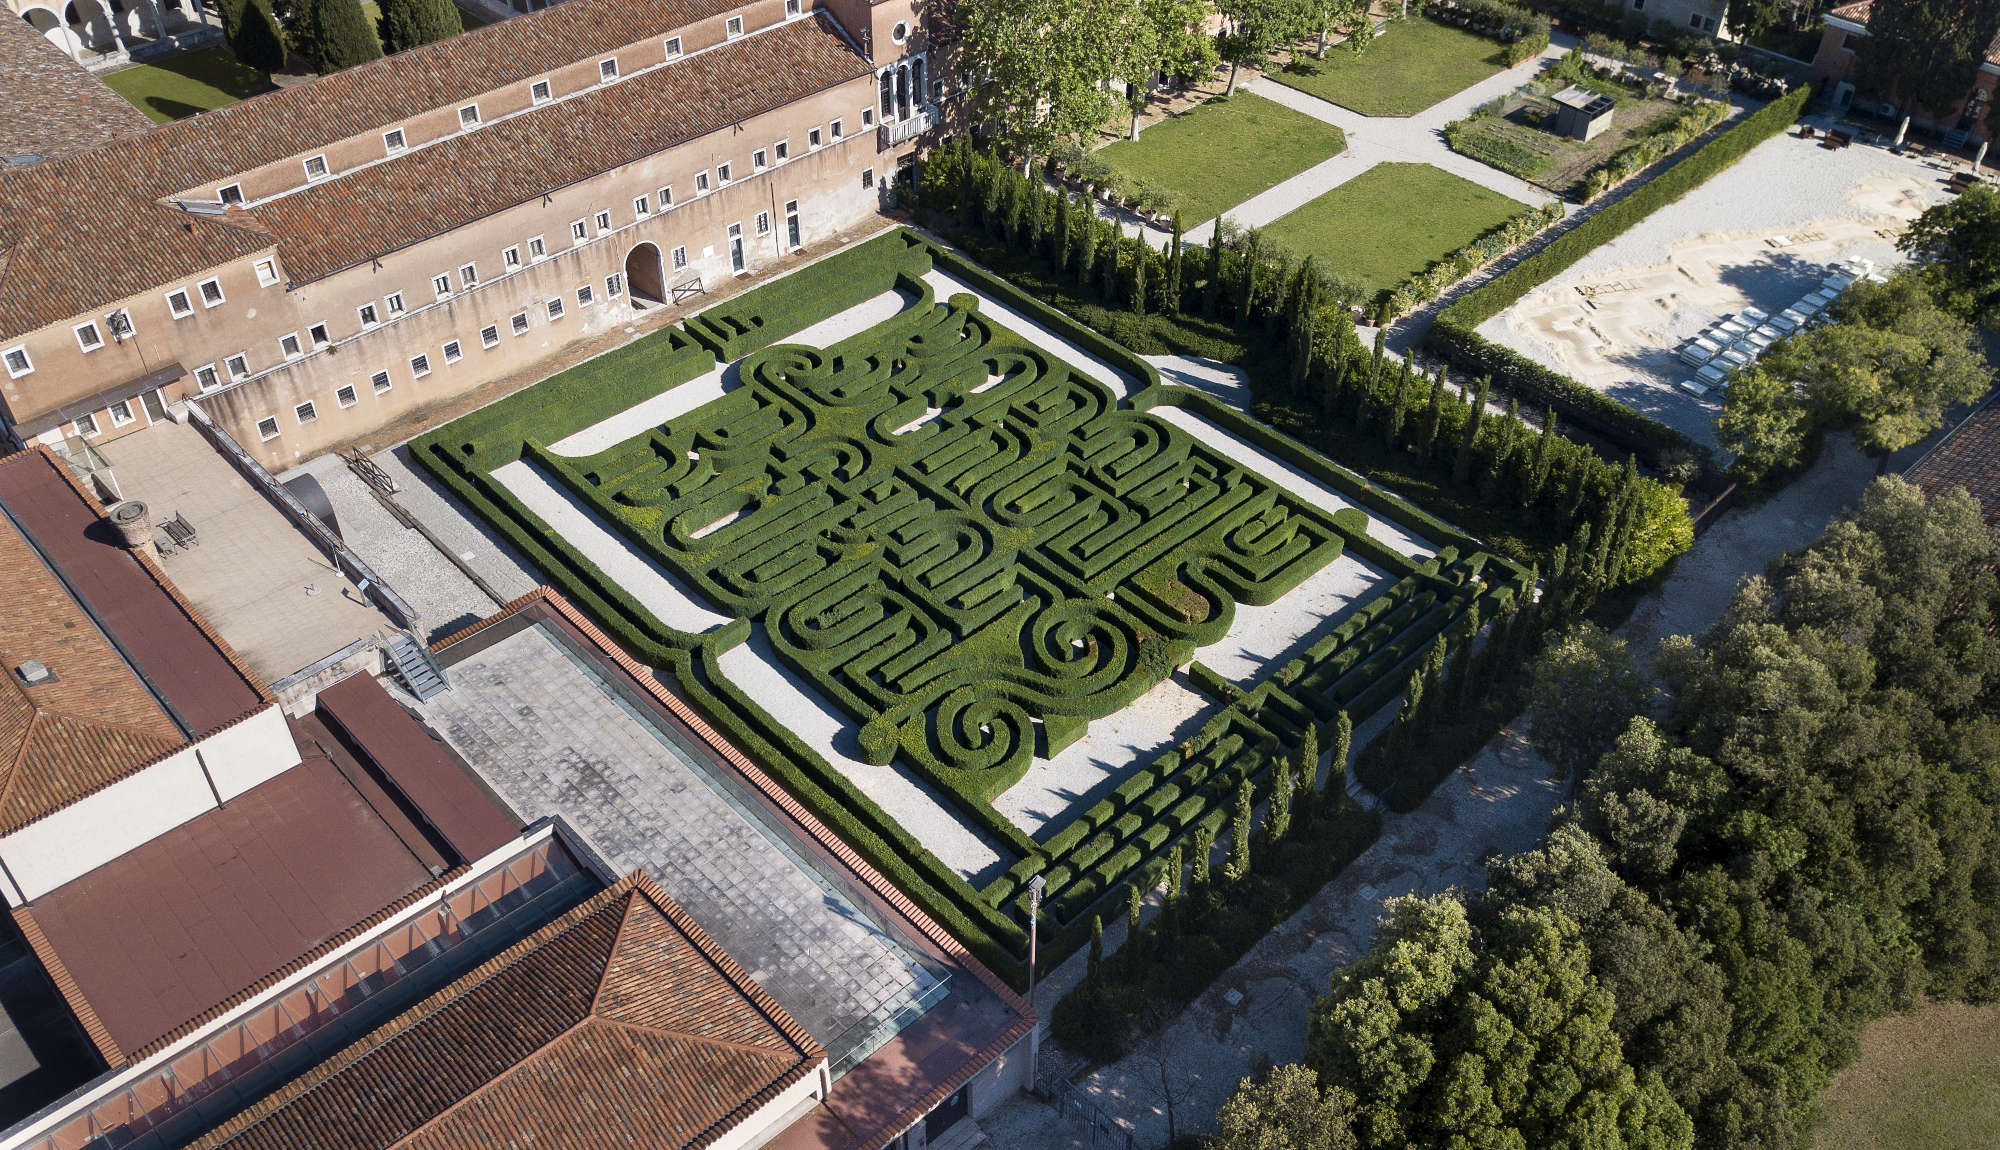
[218,183,243,205]
[102,308,133,342]
[458,103,481,128]
[481,324,500,348]
[862,167,875,189]
[433,274,452,299]
[599,58,619,81]
[385,291,406,315]
[786,0,800,14]
[3,346,30,378]
[657,185,673,207]
[808,127,823,149]
[718,163,732,185]
[410,353,432,378]
[531,78,552,103]
[193,363,221,392]
[166,289,193,318]
[371,369,392,393]
[606,272,624,297]
[256,416,280,441]
[863,106,874,127]
[108,400,134,427]
[226,352,250,379]
[73,413,99,438]
[594,210,612,233]
[309,322,330,347]
[569,219,588,241]
[74,322,103,352]
[336,384,358,407]
[755,211,770,236]
[576,284,595,307]
[358,301,380,327]
[254,259,279,287]
[443,339,463,364]
[303,155,329,181]
[664,35,682,57]
[753,149,769,172]
[634,194,651,217]
[546,297,565,320]
[199,277,225,307]
[504,245,521,270]
[528,235,547,260]
[460,263,478,289]
[510,311,529,335]
[725,15,743,36]
[774,140,789,161]
[383,127,407,153]
[694,171,711,194]
[672,245,687,269]
[831,118,843,140]
[279,332,303,359]
[294,400,317,425]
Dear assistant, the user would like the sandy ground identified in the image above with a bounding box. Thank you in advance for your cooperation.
[1479,130,1955,446]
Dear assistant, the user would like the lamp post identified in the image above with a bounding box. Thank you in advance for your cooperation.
[1026,873,1046,1091]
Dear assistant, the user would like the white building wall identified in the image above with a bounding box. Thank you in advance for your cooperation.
[197,705,302,800]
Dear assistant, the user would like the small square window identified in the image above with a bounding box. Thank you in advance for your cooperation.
[775,140,789,161]
[383,128,406,153]
[862,168,875,189]
[294,400,317,424]
[831,119,843,140]
[786,0,800,14]
[664,35,682,57]
[303,155,329,181]
[371,369,392,393]
[279,332,303,358]
[166,289,193,318]
[460,263,478,288]
[634,194,651,217]
[753,149,767,171]
[443,339,463,364]
[385,291,406,315]
[755,211,770,236]
[433,274,452,299]
[459,104,480,128]
[599,58,619,81]
[108,400,134,426]
[3,346,30,378]
[199,277,225,307]
[308,323,330,347]
[606,272,624,297]
[336,384,358,407]
[194,364,221,391]
[658,185,673,207]
[528,236,547,259]
[410,353,432,378]
[726,15,743,36]
[255,259,279,286]
[218,183,243,205]
[510,312,530,335]
[718,163,732,184]
[358,302,380,327]
[531,79,552,103]
[75,322,103,352]
[73,413,99,437]
[808,127,822,149]
[481,324,500,348]
[570,219,588,241]
[694,171,710,193]
[257,416,280,441]
[595,210,611,233]
[226,353,250,379]
[863,107,874,127]
[547,297,565,320]
[672,245,688,270]
[577,284,594,307]
[103,308,133,341]
[504,245,521,269]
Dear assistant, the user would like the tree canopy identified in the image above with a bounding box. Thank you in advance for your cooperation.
[1859,0,2000,121]
[958,0,1155,159]
[377,0,461,53]
[1900,181,2000,327]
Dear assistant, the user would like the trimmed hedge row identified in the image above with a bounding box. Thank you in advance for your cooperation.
[683,229,929,360]
[1426,84,1813,467]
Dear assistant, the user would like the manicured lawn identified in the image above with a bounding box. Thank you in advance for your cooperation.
[1262,162,1526,296]
[1097,91,1346,225]
[1274,17,1509,117]
[1815,1002,2000,1150]
[101,48,268,122]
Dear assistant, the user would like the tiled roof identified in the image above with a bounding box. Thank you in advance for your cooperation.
[193,871,824,1150]
[0,17,151,163]
[1907,397,2000,525]
[248,15,871,284]
[0,475,187,836]
[0,0,863,339]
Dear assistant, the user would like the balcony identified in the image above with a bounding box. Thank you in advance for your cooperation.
[878,108,934,148]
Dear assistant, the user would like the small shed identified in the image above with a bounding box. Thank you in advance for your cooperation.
[1552,86,1615,142]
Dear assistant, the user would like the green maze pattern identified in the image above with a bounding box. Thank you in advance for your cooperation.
[540,291,1348,798]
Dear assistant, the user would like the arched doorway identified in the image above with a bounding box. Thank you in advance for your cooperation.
[624,242,665,308]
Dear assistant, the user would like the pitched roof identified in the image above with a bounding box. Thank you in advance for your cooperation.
[192,871,824,1150]
[1907,396,2000,525]
[0,0,865,339]
[0,17,151,164]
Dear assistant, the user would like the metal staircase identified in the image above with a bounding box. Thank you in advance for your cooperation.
[385,630,449,701]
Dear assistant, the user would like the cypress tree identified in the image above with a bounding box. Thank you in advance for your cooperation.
[1203,228,1225,317]
[1287,261,1320,393]
[1294,722,1321,828]
[1385,359,1414,449]
[959,151,980,225]
[233,0,287,72]
[1330,710,1352,792]
[1453,374,1491,486]
[1446,603,1481,711]
[1322,310,1353,420]
[1561,453,1596,526]
[1394,664,1425,768]
[1523,408,1557,508]
[1226,777,1253,880]
[1165,843,1184,901]
[377,0,458,53]
[1087,915,1104,988]
[1235,232,1260,326]
[1126,878,1143,935]
[1130,240,1149,315]
[1417,367,1448,461]
[1482,399,1520,501]
[1052,192,1071,272]
[1356,327,1387,429]
[1075,202,1097,284]
[1269,761,1293,843]
[1100,227,1120,304]
[1165,213,1185,314]
[1024,180,1046,254]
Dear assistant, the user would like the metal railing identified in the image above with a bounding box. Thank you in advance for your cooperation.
[878,108,934,148]
[1040,1074,1134,1149]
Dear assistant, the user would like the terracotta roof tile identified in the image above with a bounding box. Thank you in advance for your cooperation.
[1908,398,2000,525]
[0,18,151,163]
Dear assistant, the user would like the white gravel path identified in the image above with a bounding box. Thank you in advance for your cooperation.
[922,268,1141,398]
[372,445,544,604]
[992,675,1216,839]
[1193,552,1393,687]
[1147,354,1252,407]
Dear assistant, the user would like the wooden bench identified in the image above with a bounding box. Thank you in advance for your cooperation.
[1822,128,1854,150]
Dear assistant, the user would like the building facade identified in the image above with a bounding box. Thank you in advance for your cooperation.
[1809,0,2000,137]
[0,0,943,469]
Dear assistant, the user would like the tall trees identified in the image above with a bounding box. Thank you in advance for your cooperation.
[959,0,1149,163]
[1524,623,1652,783]
[377,0,460,53]
[1859,0,2000,136]
[1217,0,1310,94]
[296,0,382,72]
[1714,366,1810,483]
[1213,1065,1359,1150]
[231,0,287,71]
[1899,182,2000,326]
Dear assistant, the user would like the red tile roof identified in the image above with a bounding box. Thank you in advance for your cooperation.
[192,871,823,1150]
[0,17,151,164]
[1907,397,2000,525]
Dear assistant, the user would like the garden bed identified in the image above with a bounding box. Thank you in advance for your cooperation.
[1445,80,1686,196]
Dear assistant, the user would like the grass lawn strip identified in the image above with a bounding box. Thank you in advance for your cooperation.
[1263,162,1526,296]
[102,47,268,122]
[1274,17,1507,117]
[1814,1002,2000,1150]
[1097,91,1347,224]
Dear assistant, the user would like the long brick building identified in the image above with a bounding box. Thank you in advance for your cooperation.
[0,0,942,469]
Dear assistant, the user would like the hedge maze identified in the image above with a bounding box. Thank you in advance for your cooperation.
[414,229,1527,983]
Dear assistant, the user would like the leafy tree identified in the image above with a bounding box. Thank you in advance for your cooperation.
[1217,0,1311,94]
[1142,0,1221,84]
[1525,623,1651,782]
[376,0,459,52]
[296,0,382,72]
[1715,365,1811,483]
[1213,1064,1360,1150]
[960,0,1149,163]
[1899,182,2000,326]
[1859,0,2000,136]
[232,0,287,72]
